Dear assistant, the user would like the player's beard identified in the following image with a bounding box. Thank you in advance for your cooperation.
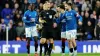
[31,7,34,11]
[31,9,34,11]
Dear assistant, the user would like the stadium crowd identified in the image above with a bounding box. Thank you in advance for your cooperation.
[0,0,100,41]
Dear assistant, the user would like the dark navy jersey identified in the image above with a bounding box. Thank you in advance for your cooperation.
[59,13,66,32]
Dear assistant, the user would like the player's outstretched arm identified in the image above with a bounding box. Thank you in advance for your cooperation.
[74,10,83,25]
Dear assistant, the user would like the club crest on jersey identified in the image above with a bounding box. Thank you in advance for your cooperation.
[44,16,46,18]
[71,13,73,15]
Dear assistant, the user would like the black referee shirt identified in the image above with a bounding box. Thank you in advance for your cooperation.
[40,10,56,29]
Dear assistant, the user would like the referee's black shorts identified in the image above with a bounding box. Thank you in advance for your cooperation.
[41,28,54,39]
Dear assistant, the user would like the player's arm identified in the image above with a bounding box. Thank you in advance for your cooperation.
[39,11,46,23]
[22,12,31,23]
[74,10,83,25]
[53,10,58,28]
[54,12,61,24]
[35,12,39,24]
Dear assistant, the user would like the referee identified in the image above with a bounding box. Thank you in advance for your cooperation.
[39,3,56,56]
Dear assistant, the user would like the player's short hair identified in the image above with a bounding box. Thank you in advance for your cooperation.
[59,4,65,10]
[28,3,35,6]
[66,2,72,6]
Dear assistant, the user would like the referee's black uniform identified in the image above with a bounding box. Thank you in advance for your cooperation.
[40,10,56,39]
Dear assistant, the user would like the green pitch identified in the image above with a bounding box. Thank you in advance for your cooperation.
[0,53,100,56]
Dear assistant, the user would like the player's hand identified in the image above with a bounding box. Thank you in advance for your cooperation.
[31,18,35,22]
[41,20,46,23]
[53,23,57,28]
[36,24,43,30]
[78,21,82,25]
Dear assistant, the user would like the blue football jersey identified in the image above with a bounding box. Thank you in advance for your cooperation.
[55,12,66,32]
[60,13,66,32]
[22,10,38,27]
[64,10,82,30]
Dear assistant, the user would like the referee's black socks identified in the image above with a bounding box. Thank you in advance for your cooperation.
[40,43,43,55]
[49,43,53,54]
[44,43,48,55]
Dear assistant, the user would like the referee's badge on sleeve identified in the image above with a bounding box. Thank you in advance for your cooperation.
[49,15,52,19]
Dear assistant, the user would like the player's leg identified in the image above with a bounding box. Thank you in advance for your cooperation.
[40,29,47,56]
[61,32,66,56]
[48,38,53,56]
[25,27,31,56]
[34,36,38,55]
[47,30,54,56]
[40,38,46,56]
[44,40,49,55]
[66,31,74,56]
[32,26,39,54]
[71,30,77,56]
[61,38,66,56]
[72,38,77,56]
[68,39,74,56]
[26,37,30,56]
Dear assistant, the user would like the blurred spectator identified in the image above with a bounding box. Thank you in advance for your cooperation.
[85,21,94,40]
[81,0,92,11]
[8,20,17,40]
[1,3,12,19]
[0,19,6,30]
[4,15,11,25]
[16,22,25,41]
[92,0,96,10]
[21,0,29,14]
[37,3,43,12]
[13,14,22,26]
[28,0,36,3]
[12,3,22,17]
[40,0,49,4]
[0,19,6,40]
[90,10,97,28]
[95,0,100,18]
[5,0,13,9]
[94,15,100,40]
[83,12,90,28]
[77,21,84,41]
[28,0,39,8]
[81,11,84,17]
[74,6,79,12]
[50,2,56,11]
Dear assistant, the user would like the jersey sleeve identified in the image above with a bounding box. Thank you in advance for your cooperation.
[39,11,43,18]
[35,11,39,24]
[56,13,64,24]
[52,10,56,23]
[22,11,31,23]
[73,10,83,22]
